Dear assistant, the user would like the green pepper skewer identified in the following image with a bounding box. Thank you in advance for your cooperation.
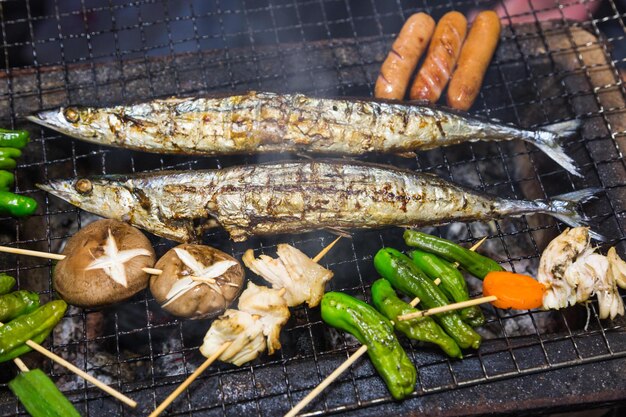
[371,278,463,358]
[321,292,416,400]
[0,129,29,149]
[374,248,482,349]
[0,191,37,217]
[404,230,503,279]
[0,274,16,295]
[0,290,40,322]
[0,300,67,359]
[410,250,485,327]
[9,368,81,417]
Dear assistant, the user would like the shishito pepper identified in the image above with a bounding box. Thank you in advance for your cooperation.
[404,230,503,279]
[374,248,481,350]
[410,249,485,327]
[0,290,40,322]
[321,292,416,400]
[371,279,462,359]
[0,170,15,191]
[9,368,81,417]
[0,300,67,362]
[0,147,21,170]
[0,128,29,149]
[0,191,37,217]
[0,274,16,295]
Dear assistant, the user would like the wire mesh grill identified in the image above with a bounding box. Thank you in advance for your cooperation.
[0,0,625,416]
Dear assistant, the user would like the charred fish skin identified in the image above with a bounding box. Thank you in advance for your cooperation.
[37,160,598,243]
[28,91,580,176]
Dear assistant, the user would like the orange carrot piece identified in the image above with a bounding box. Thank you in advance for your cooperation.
[483,271,546,310]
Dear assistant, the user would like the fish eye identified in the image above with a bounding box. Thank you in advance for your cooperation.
[74,179,93,195]
[64,108,80,123]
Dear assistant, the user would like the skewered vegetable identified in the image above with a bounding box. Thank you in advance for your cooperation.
[371,279,462,358]
[0,147,21,170]
[483,271,545,310]
[321,292,416,400]
[404,230,503,279]
[9,368,81,417]
[242,243,333,307]
[374,248,481,349]
[200,282,290,365]
[0,290,40,322]
[0,191,37,217]
[0,274,16,295]
[0,128,29,149]
[410,249,485,327]
[54,219,155,307]
[0,170,15,191]
[0,300,67,363]
[150,244,244,319]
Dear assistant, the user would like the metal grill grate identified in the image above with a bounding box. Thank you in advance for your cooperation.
[0,0,625,416]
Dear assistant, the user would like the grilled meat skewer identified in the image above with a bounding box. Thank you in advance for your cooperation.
[38,160,600,243]
[28,91,581,176]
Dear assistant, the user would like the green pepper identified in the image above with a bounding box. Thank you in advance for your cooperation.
[0,191,37,217]
[0,128,29,149]
[0,324,53,363]
[9,368,81,417]
[404,230,503,279]
[321,292,416,400]
[0,170,15,191]
[0,290,40,322]
[0,147,21,170]
[410,250,485,327]
[374,248,481,350]
[0,300,67,360]
[0,274,16,295]
[371,279,462,359]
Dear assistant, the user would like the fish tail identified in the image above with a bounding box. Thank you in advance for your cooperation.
[546,188,606,241]
[526,120,582,177]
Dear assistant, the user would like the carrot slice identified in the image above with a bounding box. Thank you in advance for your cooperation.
[483,271,546,310]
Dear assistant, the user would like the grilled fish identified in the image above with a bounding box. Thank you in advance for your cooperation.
[28,91,581,176]
[38,160,600,242]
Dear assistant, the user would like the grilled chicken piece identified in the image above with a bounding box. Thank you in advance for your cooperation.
[238,282,290,354]
[199,309,265,366]
[242,244,334,307]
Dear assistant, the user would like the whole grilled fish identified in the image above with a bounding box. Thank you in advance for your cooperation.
[28,91,581,176]
[38,160,599,242]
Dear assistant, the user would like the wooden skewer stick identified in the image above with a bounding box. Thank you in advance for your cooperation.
[0,245,218,284]
[149,239,340,417]
[0,321,137,407]
[397,295,498,321]
[285,237,486,417]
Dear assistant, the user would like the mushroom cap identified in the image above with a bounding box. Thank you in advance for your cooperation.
[150,244,244,319]
[54,219,156,308]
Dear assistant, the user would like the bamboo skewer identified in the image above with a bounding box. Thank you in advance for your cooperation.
[285,237,487,417]
[149,237,342,417]
[397,295,498,321]
[0,245,218,284]
[0,321,137,407]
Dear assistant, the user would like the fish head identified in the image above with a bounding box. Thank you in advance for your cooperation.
[37,176,138,220]
[27,106,113,144]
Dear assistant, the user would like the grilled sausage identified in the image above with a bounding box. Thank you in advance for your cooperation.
[375,13,435,100]
[446,11,501,110]
[409,11,467,102]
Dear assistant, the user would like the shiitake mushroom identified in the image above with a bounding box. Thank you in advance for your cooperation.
[54,219,156,308]
[150,244,244,319]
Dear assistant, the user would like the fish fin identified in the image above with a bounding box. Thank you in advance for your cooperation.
[529,120,582,177]
[548,188,606,241]
[325,227,352,238]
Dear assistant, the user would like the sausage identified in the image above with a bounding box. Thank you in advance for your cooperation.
[446,11,501,110]
[375,13,436,100]
[409,11,467,103]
